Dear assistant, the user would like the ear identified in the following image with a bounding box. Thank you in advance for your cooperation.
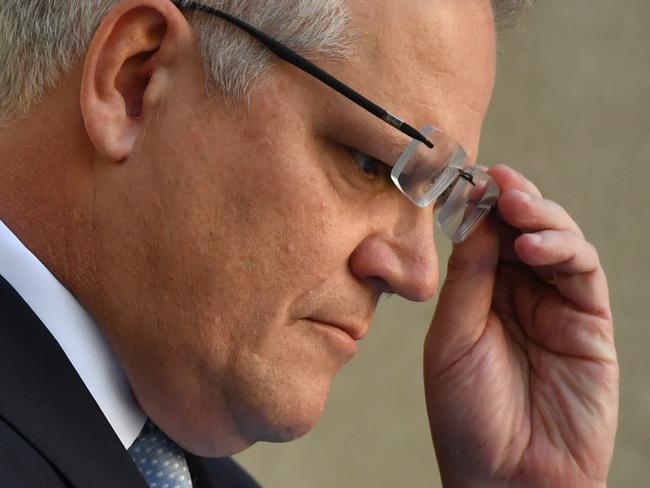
[80,0,193,161]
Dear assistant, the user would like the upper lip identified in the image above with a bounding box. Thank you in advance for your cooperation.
[309,317,369,341]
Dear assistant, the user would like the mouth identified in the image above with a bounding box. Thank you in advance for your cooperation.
[307,319,360,358]
[307,318,368,342]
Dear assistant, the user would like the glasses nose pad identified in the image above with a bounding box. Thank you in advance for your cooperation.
[436,168,499,242]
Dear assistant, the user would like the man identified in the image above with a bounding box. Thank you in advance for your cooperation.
[0,0,618,486]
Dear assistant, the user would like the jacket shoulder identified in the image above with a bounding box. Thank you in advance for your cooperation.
[0,416,69,488]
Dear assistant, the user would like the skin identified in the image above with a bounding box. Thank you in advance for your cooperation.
[0,0,617,485]
[425,166,618,487]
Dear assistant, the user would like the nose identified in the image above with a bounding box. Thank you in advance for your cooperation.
[348,208,439,302]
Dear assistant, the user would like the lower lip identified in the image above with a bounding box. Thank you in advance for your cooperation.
[310,320,358,358]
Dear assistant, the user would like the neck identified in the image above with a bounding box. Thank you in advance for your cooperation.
[0,71,98,303]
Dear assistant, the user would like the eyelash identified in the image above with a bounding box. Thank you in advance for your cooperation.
[352,151,392,182]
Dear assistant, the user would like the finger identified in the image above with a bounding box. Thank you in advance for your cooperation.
[515,230,598,273]
[514,230,610,316]
[498,189,584,237]
[488,164,543,198]
[495,215,523,264]
[425,217,500,375]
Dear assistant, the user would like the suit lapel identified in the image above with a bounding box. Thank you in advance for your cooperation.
[0,275,148,488]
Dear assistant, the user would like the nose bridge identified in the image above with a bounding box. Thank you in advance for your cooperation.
[390,192,433,240]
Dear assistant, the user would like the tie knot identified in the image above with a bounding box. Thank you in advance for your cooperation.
[128,420,192,488]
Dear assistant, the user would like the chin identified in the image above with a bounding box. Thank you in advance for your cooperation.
[246,413,319,444]
[235,384,330,444]
[225,364,333,445]
[175,397,321,458]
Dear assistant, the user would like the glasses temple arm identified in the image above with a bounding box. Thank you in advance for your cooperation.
[174,1,433,149]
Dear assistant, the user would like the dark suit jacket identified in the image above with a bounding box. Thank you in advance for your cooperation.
[0,275,261,487]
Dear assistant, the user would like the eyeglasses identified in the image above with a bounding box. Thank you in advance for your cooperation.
[173,0,499,242]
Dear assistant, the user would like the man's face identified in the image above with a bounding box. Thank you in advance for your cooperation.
[89,0,496,455]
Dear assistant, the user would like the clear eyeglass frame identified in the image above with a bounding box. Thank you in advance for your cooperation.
[390,125,500,243]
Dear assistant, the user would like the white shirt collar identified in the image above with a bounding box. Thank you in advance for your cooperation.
[0,218,146,448]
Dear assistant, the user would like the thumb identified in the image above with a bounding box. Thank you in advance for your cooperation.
[424,218,500,377]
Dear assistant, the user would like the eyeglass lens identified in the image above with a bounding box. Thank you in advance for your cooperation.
[390,126,499,242]
[437,167,499,242]
[391,125,466,208]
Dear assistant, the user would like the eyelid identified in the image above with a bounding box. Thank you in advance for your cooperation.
[352,148,392,170]
[333,127,405,169]
[377,132,409,166]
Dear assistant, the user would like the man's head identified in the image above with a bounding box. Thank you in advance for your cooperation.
[0,0,516,456]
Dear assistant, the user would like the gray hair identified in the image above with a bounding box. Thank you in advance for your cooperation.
[0,0,528,124]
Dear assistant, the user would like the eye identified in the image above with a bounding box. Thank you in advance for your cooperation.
[353,151,391,181]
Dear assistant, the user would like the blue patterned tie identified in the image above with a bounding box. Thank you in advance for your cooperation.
[128,420,193,488]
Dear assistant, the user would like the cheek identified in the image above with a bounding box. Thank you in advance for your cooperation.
[215,138,356,290]
[204,147,363,443]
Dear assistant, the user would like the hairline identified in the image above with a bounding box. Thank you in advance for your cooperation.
[0,0,529,123]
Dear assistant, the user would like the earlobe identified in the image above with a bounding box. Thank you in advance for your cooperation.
[80,0,191,162]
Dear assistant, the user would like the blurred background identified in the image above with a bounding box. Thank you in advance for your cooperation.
[236,1,649,485]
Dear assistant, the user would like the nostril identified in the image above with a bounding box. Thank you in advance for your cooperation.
[368,276,392,297]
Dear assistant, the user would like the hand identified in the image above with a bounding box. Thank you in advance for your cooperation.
[423,165,618,487]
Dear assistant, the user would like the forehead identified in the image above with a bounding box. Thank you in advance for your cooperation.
[325,0,496,160]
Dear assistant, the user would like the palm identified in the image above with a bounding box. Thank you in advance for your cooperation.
[424,167,618,487]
